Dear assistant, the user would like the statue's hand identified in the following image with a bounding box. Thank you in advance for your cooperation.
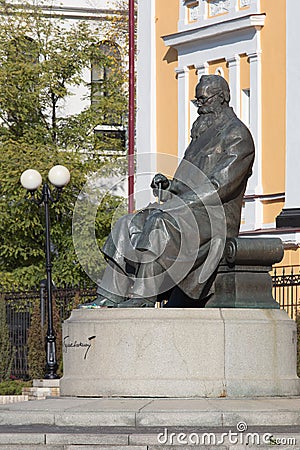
[151,173,170,190]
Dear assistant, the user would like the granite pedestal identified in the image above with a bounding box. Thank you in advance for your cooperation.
[60,308,299,398]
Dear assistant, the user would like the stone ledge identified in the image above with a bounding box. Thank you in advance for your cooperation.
[22,387,60,401]
[0,395,28,405]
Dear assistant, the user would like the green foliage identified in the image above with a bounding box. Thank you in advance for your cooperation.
[0,379,31,395]
[52,295,62,378]
[0,1,128,289]
[27,299,46,379]
[0,294,15,382]
[27,292,87,379]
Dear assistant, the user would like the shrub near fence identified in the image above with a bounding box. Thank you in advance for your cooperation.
[3,268,300,379]
[4,284,97,379]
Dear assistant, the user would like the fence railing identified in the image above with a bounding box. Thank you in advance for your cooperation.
[3,266,300,379]
[4,284,97,379]
[272,265,300,320]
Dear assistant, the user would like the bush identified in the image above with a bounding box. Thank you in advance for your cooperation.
[27,293,80,378]
[27,299,46,379]
[0,380,31,395]
[0,294,15,382]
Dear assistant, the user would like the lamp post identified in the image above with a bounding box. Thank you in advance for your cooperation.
[20,165,70,379]
[128,0,135,213]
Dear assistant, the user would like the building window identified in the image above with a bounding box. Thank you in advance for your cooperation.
[240,0,250,7]
[91,41,121,105]
[208,0,231,17]
[94,124,126,155]
[91,41,125,153]
[241,89,250,127]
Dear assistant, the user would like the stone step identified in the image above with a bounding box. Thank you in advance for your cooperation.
[1,397,300,428]
[0,397,300,448]
[0,431,299,449]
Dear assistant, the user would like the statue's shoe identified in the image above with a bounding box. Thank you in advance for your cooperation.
[77,295,116,309]
[117,298,155,308]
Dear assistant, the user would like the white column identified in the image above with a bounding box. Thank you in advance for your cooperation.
[175,66,190,160]
[247,51,263,192]
[136,0,157,208]
[226,55,241,117]
[190,63,209,131]
[245,50,263,229]
[195,62,209,81]
[276,0,300,227]
[284,0,300,210]
[285,0,300,209]
[178,0,187,28]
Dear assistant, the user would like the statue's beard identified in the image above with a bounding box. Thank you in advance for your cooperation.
[191,106,221,138]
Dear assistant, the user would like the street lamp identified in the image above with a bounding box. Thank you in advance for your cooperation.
[20,165,70,379]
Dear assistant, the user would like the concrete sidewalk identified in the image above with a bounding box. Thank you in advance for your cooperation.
[0,397,299,449]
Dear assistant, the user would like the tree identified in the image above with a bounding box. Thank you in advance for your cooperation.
[0,0,128,289]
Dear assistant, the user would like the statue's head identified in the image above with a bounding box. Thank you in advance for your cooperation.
[194,75,230,115]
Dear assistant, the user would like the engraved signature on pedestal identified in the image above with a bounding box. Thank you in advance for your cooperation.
[63,335,96,360]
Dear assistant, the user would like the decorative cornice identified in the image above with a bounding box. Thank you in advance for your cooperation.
[2,3,127,21]
[175,66,190,76]
[247,50,262,61]
[163,13,266,49]
[194,62,209,71]
[226,54,241,65]
[184,0,199,6]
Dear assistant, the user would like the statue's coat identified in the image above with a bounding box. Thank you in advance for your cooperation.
[102,106,254,299]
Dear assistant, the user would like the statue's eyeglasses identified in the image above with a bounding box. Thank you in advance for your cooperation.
[192,92,220,106]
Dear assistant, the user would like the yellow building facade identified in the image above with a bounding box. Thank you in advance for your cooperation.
[136,0,300,267]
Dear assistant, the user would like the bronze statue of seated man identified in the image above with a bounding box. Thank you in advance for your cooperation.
[80,75,255,308]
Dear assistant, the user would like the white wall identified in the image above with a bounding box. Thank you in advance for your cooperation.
[136,0,157,208]
[284,0,300,210]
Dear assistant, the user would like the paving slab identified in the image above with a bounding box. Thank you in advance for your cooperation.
[222,410,300,427]
[0,447,62,450]
[0,411,55,426]
[65,447,147,450]
[207,396,300,410]
[46,433,129,445]
[136,411,223,427]
[0,433,45,444]
[0,397,148,411]
[147,447,227,450]
[54,411,136,427]
[138,398,212,411]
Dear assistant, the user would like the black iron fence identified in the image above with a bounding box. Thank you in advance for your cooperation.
[4,284,97,379]
[3,266,300,379]
[272,265,300,320]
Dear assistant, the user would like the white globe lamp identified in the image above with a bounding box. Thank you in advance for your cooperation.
[48,165,70,188]
[20,169,42,191]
